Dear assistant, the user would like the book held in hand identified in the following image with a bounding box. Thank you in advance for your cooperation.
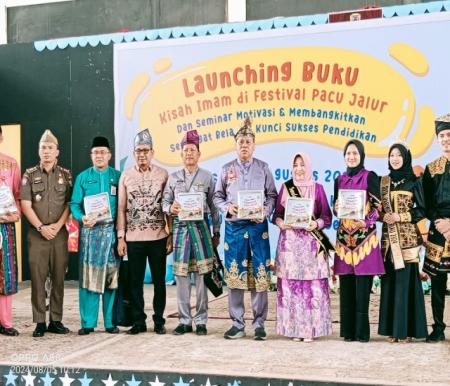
[237,190,264,220]
[0,186,17,215]
[284,197,313,228]
[177,192,204,221]
[84,192,112,222]
[337,189,366,220]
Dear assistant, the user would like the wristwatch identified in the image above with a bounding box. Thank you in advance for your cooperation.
[36,224,43,232]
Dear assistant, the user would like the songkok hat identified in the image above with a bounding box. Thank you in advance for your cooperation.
[134,129,152,148]
[181,130,200,150]
[234,117,255,141]
[91,136,110,149]
[435,113,450,135]
[39,129,58,145]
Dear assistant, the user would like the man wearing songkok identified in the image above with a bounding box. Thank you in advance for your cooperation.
[213,118,277,340]
[20,129,72,337]
[422,113,450,343]
[117,129,172,335]
[70,136,121,335]
[162,130,220,336]
[0,127,21,336]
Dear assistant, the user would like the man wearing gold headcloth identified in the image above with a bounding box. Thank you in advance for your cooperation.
[20,130,73,337]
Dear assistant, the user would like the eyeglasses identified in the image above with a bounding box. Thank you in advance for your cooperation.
[134,149,151,155]
[91,151,110,156]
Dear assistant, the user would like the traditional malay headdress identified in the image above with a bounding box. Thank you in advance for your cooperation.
[134,129,152,148]
[343,139,365,177]
[181,129,200,150]
[39,129,58,145]
[292,152,316,200]
[91,136,110,149]
[435,113,450,135]
[234,117,255,141]
[388,142,415,183]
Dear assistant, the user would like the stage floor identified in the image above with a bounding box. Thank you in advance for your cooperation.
[0,282,449,386]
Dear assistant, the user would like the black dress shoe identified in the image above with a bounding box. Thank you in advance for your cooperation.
[47,321,70,334]
[358,337,370,343]
[426,330,445,343]
[173,324,193,335]
[126,324,147,335]
[344,337,356,342]
[154,324,166,335]
[0,326,19,336]
[106,327,119,334]
[78,328,94,336]
[196,324,207,336]
[33,323,47,337]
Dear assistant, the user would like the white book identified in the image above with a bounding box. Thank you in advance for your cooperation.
[284,197,313,228]
[237,190,264,220]
[177,192,204,221]
[83,192,112,222]
[0,186,17,215]
[337,189,366,220]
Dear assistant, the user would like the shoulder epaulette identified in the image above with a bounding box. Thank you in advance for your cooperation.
[25,166,39,174]
[427,157,447,177]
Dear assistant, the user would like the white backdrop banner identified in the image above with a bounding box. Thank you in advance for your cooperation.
[114,12,450,255]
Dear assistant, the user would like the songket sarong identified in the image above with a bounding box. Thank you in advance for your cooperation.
[224,220,271,292]
[0,223,17,296]
[173,217,214,276]
[79,223,119,293]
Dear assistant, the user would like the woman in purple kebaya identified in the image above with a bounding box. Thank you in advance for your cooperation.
[273,152,333,342]
[333,139,384,343]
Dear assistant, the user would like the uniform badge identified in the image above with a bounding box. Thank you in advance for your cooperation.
[58,177,64,184]
[110,185,117,196]
[36,194,42,202]
[22,176,28,186]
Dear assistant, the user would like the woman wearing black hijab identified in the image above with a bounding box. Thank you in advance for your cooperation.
[333,139,384,342]
[378,143,427,342]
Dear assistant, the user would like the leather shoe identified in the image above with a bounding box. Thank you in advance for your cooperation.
[33,323,47,337]
[196,324,207,336]
[426,330,445,343]
[126,324,147,335]
[154,324,166,335]
[106,327,119,334]
[47,321,69,334]
[173,324,193,335]
[0,326,19,336]
[78,328,94,336]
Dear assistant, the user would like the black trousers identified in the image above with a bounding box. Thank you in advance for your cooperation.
[430,271,448,333]
[339,274,373,341]
[126,238,167,327]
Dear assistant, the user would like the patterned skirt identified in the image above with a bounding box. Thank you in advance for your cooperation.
[0,223,17,296]
[79,223,119,293]
[173,217,214,276]
[276,277,332,338]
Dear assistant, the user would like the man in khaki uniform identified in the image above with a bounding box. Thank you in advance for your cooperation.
[20,130,72,337]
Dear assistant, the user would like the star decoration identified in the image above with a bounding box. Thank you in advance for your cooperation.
[78,372,93,386]
[101,374,117,386]
[227,381,240,386]
[23,370,36,386]
[202,378,216,386]
[126,374,141,386]
[60,372,74,386]
[40,371,55,386]
[172,376,190,386]
[3,369,17,386]
[149,375,165,386]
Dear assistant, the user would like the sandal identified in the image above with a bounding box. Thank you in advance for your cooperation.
[388,337,398,343]
[399,337,412,343]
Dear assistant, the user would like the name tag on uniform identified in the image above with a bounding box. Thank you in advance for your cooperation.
[110,185,117,196]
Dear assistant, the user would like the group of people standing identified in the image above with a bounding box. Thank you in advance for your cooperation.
[0,114,448,345]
